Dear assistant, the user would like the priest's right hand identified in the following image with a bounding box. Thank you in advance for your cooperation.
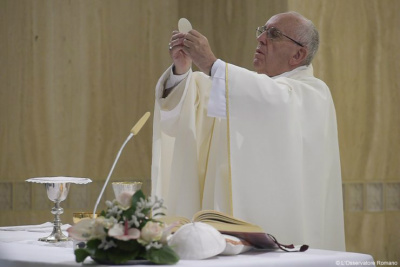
[169,30,192,75]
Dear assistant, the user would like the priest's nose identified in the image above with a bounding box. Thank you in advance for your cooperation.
[256,31,267,45]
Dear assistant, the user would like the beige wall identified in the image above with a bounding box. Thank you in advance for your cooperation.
[0,0,398,262]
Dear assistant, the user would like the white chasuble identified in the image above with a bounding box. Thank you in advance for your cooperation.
[151,64,345,251]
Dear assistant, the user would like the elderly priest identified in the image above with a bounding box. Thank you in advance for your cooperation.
[151,11,345,251]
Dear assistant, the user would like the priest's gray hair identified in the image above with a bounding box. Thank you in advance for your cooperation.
[289,12,320,66]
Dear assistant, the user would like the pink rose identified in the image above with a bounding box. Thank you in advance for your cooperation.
[108,220,140,241]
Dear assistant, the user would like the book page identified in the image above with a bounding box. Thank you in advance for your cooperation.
[158,216,191,230]
[159,210,278,249]
[193,210,264,233]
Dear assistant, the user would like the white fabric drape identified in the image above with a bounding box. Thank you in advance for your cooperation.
[151,63,345,251]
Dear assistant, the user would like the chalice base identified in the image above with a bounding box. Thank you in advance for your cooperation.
[39,226,70,242]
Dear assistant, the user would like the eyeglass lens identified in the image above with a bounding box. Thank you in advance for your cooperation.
[256,26,303,47]
[256,26,281,39]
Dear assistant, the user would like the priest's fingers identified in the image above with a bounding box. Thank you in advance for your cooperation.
[169,31,186,50]
[182,32,210,53]
[185,29,202,38]
[169,42,186,57]
[182,37,194,49]
[183,30,210,50]
[182,30,204,45]
[181,31,216,74]
[169,32,192,74]
[170,31,185,43]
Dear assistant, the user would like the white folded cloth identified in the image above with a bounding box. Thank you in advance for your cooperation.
[0,223,71,232]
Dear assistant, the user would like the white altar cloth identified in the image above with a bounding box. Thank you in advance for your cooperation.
[0,224,375,267]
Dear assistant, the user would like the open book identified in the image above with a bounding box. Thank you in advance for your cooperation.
[159,210,278,249]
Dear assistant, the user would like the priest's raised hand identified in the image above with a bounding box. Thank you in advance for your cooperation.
[168,30,192,75]
[180,29,217,75]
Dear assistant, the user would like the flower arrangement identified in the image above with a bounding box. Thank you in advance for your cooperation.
[67,190,179,265]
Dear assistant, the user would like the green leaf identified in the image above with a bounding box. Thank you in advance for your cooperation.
[86,239,102,250]
[93,248,108,262]
[106,247,138,264]
[115,239,142,252]
[122,207,135,219]
[131,190,145,211]
[74,249,91,263]
[146,246,180,265]
[141,207,151,214]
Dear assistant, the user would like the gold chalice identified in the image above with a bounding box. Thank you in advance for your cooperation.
[72,212,99,224]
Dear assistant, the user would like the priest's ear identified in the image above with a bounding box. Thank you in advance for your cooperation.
[290,47,307,66]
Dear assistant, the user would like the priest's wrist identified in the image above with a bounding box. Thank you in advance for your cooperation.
[173,64,191,75]
[202,58,217,76]
[208,61,215,76]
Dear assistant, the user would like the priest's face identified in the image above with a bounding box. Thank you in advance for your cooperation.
[253,13,304,77]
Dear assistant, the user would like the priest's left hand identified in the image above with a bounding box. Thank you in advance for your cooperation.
[182,30,217,75]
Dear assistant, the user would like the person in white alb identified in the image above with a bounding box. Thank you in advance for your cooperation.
[151,11,346,251]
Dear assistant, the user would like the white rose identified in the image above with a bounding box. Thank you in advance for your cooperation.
[67,218,106,241]
[139,221,163,244]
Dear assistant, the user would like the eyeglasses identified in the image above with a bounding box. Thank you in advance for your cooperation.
[256,26,304,47]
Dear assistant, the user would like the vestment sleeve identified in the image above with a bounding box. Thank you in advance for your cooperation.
[208,59,227,118]
[165,67,190,90]
[155,65,191,123]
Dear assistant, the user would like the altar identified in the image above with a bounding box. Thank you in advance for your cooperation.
[0,223,375,267]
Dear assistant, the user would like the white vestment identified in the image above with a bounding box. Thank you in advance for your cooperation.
[151,63,346,251]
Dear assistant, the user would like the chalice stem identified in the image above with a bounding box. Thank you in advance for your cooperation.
[51,201,64,234]
[39,200,69,242]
